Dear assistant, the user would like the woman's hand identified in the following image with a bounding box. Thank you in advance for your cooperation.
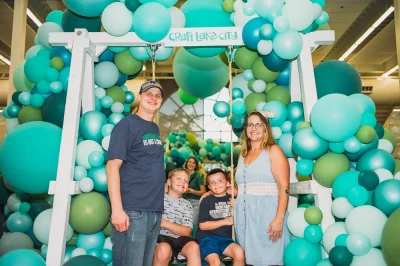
[267,218,283,242]
[186,188,193,194]
[199,191,212,203]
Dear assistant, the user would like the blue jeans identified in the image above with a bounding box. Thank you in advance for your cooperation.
[111,211,162,266]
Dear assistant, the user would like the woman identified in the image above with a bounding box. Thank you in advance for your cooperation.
[235,110,290,265]
[183,156,206,225]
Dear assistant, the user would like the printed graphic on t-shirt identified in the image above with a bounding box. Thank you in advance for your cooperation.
[142,133,162,146]
[160,194,193,238]
[210,201,231,219]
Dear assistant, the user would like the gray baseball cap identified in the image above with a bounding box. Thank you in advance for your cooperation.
[139,80,164,97]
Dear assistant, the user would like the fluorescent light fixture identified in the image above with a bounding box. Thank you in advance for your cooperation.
[339,6,394,61]
[381,65,399,78]
[0,54,10,65]
[27,8,42,27]
[142,65,147,71]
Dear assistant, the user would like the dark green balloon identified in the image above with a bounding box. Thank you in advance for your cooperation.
[12,92,23,106]
[358,170,379,191]
[41,92,67,128]
[62,9,101,32]
[125,0,141,12]
[0,175,12,204]
[329,246,353,266]
[28,200,51,221]
[18,106,43,124]
[63,255,106,266]
[298,194,315,205]
[374,123,385,139]
[382,208,400,266]
[262,50,290,72]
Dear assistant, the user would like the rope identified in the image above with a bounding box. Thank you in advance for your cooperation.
[148,44,160,81]
[227,46,235,240]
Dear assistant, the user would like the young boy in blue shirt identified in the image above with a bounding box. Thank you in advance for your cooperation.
[197,168,245,266]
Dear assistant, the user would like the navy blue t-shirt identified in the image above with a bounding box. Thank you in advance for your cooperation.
[196,194,232,239]
[107,114,164,212]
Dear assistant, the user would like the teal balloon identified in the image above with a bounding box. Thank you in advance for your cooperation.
[272,29,303,60]
[262,101,287,126]
[41,92,67,128]
[312,0,325,8]
[7,212,33,233]
[243,17,269,50]
[59,66,70,90]
[0,249,46,266]
[283,238,322,266]
[278,133,296,158]
[100,249,112,264]
[79,111,108,143]
[335,234,348,247]
[330,141,345,154]
[24,55,51,84]
[63,0,115,17]
[26,45,46,60]
[62,9,102,32]
[332,171,360,199]
[46,11,63,27]
[344,136,379,162]
[13,61,35,92]
[76,231,105,250]
[329,246,353,266]
[231,114,245,129]
[125,0,141,11]
[108,113,124,125]
[88,151,105,167]
[125,91,135,104]
[349,93,376,115]
[0,122,62,194]
[262,50,290,72]
[315,61,362,99]
[259,23,276,40]
[292,127,329,160]
[138,0,177,8]
[296,159,314,176]
[232,101,246,115]
[181,0,233,57]
[304,225,323,244]
[213,101,230,118]
[7,104,21,118]
[310,94,361,142]
[356,149,395,173]
[373,179,400,216]
[346,185,369,207]
[31,94,45,108]
[358,170,379,191]
[145,46,174,61]
[88,165,108,192]
[344,136,362,153]
[62,255,106,266]
[129,47,151,61]
[133,2,171,42]
[232,87,244,99]
[37,48,51,59]
[374,123,384,139]
[44,68,59,82]
[173,48,229,98]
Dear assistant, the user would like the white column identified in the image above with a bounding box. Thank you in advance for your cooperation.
[393,1,400,80]
[7,0,28,105]
[46,30,91,266]
[289,59,302,102]
[82,53,95,113]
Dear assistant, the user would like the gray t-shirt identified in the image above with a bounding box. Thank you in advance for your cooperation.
[160,194,193,238]
[107,114,165,212]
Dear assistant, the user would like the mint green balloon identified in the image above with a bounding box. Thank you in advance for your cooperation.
[79,111,108,143]
[0,122,61,194]
[13,61,35,92]
[7,212,33,233]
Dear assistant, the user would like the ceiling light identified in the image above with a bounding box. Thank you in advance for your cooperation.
[0,54,10,65]
[381,65,399,79]
[142,65,147,71]
[339,6,394,61]
[27,8,42,27]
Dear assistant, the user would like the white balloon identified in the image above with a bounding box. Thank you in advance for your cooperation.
[322,222,347,253]
[102,136,111,151]
[331,198,354,219]
[233,0,258,27]
[256,102,266,111]
[71,247,87,258]
[102,2,132,37]
[168,7,186,28]
[350,248,387,266]
[103,237,113,250]
[394,171,400,180]
[287,207,308,238]
[79,177,94,193]
[378,139,394,154]
[282,0,314,31]
[375,168,393,183]
[76,140,104,169]
[232,74,252,100]
[95,87,106,99]
[252,80,267,93]
[257,40,273,56]
[312,3,323,20]
[272,126,282,139]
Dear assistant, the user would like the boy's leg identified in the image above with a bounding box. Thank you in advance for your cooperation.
[179,238,201,266]
[204,254,223,266]
[221,243,245,266]
[200,237,222,266]
[143,212,162,266]
[153,242,173,266]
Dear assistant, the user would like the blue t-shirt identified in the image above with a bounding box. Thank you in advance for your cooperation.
[196,194,232,239]
[107,114,165,212]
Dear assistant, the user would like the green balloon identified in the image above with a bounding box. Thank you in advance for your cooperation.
[244,92,268,114]
[248,79,255,91]
[298,122,311,130]
[13,61,35,92]
[395,159,400,175]
[178,88,198,104]
[66,231,78,245]
[50,57,64,71]
[329,246,353,266]
[222,0,234,13]
[18,106,43,124]
[69,192,110,234]
[234,46,258,70]
[304,206,323,225]
[266,86,291,106]
[265,82,277,93]
[102,222,111,236]
[313,153,350,187]
[41,91,67,128]
[252,57,279,83]
[382,208,400,266]
[106,86,126,103]
[356,126,376,144]
[114,49,143,76]
[383,128,396,149]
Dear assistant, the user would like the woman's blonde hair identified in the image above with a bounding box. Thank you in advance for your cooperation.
[241,111,275,157]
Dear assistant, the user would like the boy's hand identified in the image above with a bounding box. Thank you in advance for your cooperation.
[161,218,169,229]
[199,191,212,203]
[230,197,234,207]
[225,216,234,226]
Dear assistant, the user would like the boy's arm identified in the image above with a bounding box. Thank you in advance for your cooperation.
[199,217,233,231]
[161,219,192,237]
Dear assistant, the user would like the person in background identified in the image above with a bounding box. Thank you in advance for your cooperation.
[183,156,206,225]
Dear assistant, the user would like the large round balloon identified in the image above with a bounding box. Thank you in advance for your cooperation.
[0,122,61,194]
[356,149,396,173]
[315,60,362,98]
[181,0,233,57]
[0,249,46,266]
[313,152,350,187]
[41,91,67,128]
[63,0,115,17]
[373,179,400,217]
[79,111,108,143]
[173,48,228,98]
[63,255,106,266]
[102,2,133,37]
[292,127,329,160]
[13,61,35,93]
[178,88,198,104]
[283,238,321,266]
[310,94,361,142]
[62,9,102,32]
[24,55,51,84]
[381,208,400,266]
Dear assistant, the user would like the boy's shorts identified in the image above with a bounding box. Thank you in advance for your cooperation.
[199,236,235,265]
[157,235,199,262]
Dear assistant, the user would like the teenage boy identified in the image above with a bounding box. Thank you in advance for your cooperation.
[197,168,245,266]
[153,168,201,266]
